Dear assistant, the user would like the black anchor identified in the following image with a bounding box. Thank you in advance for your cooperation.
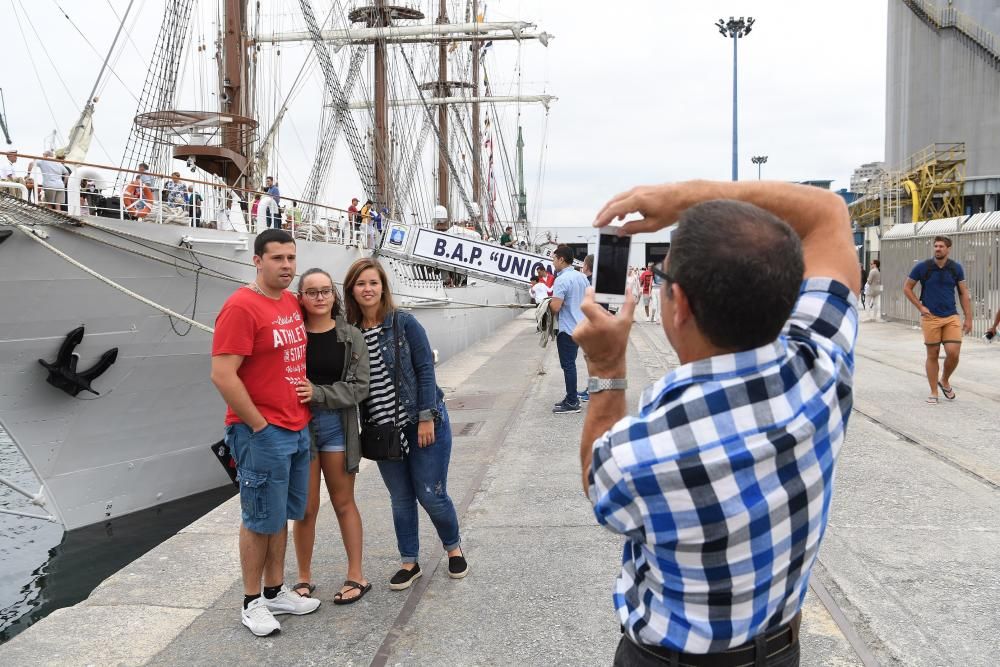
[38,326,119,397]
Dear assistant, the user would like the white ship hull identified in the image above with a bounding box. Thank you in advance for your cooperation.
[0,215,522,530]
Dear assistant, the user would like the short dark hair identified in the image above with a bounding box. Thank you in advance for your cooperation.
[933,235,952,248]
[530,276,539,284]
[669,200,803,351]
[254,228,295,257]
[552,245,575,264]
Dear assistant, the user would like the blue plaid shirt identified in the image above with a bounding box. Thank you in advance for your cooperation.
[588,278,857,653]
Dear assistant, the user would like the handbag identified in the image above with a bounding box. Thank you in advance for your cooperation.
[360,312,404,462]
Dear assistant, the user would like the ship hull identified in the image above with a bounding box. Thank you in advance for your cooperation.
[0,216,521,530]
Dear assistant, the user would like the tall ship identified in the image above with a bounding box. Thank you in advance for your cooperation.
[0,0,555,531]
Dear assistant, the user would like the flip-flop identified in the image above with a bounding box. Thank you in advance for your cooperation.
[925,396,939,404]
[938,382,956,400]
[333,579,372,605]
[292,582,316,598]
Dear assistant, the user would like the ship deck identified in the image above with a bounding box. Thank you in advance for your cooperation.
[2,313,998,665]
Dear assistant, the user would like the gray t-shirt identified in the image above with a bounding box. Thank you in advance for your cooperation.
[36,160,68,188]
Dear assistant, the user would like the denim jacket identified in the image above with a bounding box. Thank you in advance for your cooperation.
[376,309,444,422]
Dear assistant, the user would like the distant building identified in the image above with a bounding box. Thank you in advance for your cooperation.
[796,180,833,190]
[888,2,1000,212]
[850,161,885,194]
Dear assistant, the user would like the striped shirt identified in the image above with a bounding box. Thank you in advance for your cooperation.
[589,278,858,653]
[361,326,409,450]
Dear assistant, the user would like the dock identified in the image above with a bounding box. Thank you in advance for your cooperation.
[2,312,998,665]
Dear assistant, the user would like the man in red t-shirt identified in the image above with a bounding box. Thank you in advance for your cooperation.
[639,263,654,322]
[211,228,320,636]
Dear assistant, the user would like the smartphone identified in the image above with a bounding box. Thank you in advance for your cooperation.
[593,227,632,304]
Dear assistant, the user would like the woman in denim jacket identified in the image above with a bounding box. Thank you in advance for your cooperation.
[343,258,469,590]
[291,268,372,604]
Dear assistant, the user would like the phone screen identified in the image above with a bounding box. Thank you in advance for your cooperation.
[594,233,631,295]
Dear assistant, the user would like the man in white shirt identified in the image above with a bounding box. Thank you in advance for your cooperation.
[35,150,69,211]
[0,151,20,182]
[529,277,549,303]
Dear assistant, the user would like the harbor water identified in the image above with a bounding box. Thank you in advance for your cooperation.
[0,426,234,643]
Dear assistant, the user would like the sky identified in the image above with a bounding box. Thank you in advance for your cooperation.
[2,0,888,227]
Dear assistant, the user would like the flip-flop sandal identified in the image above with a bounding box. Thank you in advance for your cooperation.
[334,579,372,605]
[292,582,316,598]
[925,396,939,404]
[938,382,956,400]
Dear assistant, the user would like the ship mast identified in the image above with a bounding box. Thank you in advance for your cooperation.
[374,0,390,210]
[436,0,450,220]
[471,0,482,227]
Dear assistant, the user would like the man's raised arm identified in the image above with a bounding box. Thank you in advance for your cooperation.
[594,180,860,294]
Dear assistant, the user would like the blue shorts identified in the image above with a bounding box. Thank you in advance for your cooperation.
[224,423,310,534]
[311,408,346,453]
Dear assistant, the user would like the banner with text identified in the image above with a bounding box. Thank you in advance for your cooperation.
[380,223,556,287]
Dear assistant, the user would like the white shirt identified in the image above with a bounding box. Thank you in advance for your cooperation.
[530,282,549,303]
[36,159,68,187]
[0,160,17,180]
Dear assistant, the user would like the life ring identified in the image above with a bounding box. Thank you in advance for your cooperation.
[123,180,153,218]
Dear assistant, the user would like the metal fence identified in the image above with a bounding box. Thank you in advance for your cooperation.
[879,212,1000,337]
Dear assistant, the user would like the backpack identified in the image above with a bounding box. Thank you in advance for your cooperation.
[917,259,960,299]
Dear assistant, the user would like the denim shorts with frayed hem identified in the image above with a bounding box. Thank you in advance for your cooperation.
[225,423,310,534]
[311,408,346,453]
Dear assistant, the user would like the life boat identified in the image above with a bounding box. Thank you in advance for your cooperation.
[123,180,153,218]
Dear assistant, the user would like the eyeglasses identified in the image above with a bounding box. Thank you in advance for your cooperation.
[651,265,676,287]
[301,288,334,300]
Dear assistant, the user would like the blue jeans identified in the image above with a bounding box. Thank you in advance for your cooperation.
[557,332,580,406]
[225,423,311,535]
[376,405,461,562]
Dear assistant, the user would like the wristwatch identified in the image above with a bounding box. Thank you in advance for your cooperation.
[587,377,627,393]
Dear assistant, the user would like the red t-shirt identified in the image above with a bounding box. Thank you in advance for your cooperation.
[543,271,555,296]
[212,287,310,431]
[639,270,653,295]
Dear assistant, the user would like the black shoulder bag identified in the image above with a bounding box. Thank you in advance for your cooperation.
[360,312,404,461]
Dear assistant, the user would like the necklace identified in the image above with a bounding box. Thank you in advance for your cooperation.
[247,281,278,299]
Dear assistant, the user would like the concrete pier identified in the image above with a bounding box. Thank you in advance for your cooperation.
[2,313,998,665]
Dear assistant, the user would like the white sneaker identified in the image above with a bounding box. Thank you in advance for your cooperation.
[265,585,322,616]
[242,597,281,636]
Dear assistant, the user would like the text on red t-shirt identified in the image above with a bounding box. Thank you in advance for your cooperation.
[212,287,310,431]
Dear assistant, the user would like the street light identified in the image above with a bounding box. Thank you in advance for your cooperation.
[751,155,768,180]
[715,16,755,181]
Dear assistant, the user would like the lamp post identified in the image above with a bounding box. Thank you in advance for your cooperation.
[715,16,754,181]
[751,155,768,180]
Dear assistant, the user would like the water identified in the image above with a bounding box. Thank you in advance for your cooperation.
[0,427,235,643]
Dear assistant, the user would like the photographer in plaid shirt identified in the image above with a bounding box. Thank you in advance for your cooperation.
[576,180,860,666]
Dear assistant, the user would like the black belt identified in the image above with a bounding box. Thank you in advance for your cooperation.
[625,612,800,667]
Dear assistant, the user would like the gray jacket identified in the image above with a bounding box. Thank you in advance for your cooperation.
[309,316,370,473]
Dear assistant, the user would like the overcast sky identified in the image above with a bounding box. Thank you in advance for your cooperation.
[3,0,887,227]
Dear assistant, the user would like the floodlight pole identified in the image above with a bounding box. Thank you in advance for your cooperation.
[752,155,768,180]
[716,17,754,181]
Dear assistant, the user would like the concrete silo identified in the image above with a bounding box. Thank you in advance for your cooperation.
[886,0,1000,213]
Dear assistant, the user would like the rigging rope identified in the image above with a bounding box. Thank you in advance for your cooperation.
[14,223,215,333]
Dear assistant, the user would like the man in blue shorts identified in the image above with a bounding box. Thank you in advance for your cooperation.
[211,228,320,636]
[902,235,972,403]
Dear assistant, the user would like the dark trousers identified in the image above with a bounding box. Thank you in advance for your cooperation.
[556,331,579,406]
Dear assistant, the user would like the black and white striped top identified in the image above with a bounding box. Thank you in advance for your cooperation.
[362,326,409,450]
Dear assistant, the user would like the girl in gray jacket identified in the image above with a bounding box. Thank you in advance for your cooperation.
[291,268,372,604]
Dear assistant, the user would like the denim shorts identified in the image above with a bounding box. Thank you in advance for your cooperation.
[311,408,346,453]
[224,423,310,534]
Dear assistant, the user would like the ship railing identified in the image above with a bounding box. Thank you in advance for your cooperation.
[6,153,378,248]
